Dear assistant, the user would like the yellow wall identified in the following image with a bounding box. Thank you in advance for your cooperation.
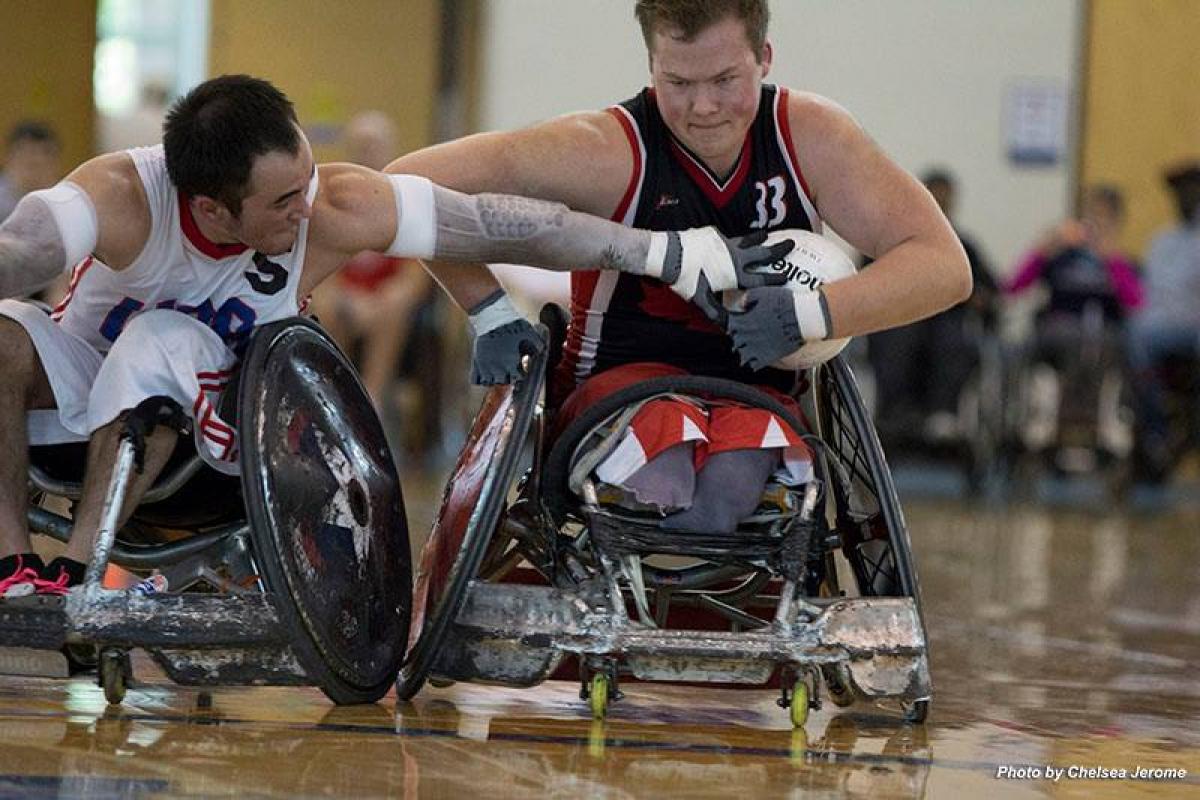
[0,0,96,170]
[209,0,441,163]
[1082,0,1200,258]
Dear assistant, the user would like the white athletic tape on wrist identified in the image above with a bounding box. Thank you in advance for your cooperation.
[644,231,669,279]
[28,182,98,269]
[793,289,830,341]
[468,292,523,336]
[385,174,437,260]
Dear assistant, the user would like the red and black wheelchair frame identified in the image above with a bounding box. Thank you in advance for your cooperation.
[397,313,930,723]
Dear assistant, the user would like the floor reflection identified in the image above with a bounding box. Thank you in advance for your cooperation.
[1,500,1198,797]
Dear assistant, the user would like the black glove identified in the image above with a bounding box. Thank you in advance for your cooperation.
[467,290,545,385]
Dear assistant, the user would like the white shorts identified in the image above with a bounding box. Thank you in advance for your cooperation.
[1,300,242,475]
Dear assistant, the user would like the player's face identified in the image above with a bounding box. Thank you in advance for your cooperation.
[235,131,315,255]
[649,15,770,176]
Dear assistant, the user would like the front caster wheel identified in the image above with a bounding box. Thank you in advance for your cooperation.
[789,679,810,728]
[98,648,131,705]
[589,673,610,720]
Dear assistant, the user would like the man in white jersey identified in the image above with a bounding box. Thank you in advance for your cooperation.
[0,75,791,595]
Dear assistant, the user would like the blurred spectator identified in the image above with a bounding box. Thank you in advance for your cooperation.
[869,168,998,442]
[1125,162,1200,479]
[1006,184,1142,355]
[0,121,61,221]
[310,111,440,460]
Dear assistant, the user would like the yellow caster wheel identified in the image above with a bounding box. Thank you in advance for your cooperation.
[789,679,809,728]
[589,674,610,720]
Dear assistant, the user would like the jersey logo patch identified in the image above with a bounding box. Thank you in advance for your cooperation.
[245,253,288,295]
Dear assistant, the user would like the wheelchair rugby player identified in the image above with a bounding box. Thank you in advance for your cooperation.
[0,73,791,703]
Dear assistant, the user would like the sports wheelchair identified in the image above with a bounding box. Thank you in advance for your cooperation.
[1004,301,1134,487]
[4,317,410,705]
[397,308,931,728]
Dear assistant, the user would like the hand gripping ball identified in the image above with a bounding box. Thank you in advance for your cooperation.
[724,229,858,369]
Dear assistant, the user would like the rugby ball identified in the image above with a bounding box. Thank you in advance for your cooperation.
[724,229,857,370]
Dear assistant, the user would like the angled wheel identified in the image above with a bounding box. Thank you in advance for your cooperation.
[396,335,549,700]
[813,355,931,715]
[240,318,411,704]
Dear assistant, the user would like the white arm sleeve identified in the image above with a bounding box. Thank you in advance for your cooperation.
[29,182,99,269]
[384,174,437,260]
[0,182,99,299]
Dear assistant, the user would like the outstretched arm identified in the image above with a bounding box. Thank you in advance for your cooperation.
[306,165,790,299]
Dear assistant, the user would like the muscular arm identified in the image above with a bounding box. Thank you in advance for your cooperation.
[385,112,633,310]
[427,186,651,272]
[791,93,971,338]
[307,153,781,302]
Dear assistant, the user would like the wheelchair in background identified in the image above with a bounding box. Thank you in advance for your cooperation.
[1003,300,1135,491]
[397,307,932,728]
[6,318,411,705]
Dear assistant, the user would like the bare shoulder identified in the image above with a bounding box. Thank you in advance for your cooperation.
[389,109,634,218]
[781,88,951,259]
[783,91,868,167]
[67,152,150,268]
[313,162,383,218]
[302,163,394,292]
[67,152,147,213]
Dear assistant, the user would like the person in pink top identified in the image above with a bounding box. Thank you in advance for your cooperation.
[1007,185,1141,319]
[1006,185,1141,369]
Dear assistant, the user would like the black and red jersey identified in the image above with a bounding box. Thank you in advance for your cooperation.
[555,84,820,400]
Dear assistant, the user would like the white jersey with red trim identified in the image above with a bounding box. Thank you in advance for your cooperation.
[52,144,314,357]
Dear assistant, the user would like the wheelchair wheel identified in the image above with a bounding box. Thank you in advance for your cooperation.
[396,335,549,700]
[813,355,931,711]
[240,318,411,704]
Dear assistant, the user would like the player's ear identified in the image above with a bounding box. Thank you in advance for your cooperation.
[192,195,233,225]
[760,40,773,78]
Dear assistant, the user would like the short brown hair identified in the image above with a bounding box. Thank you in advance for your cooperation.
[634,0,769,59]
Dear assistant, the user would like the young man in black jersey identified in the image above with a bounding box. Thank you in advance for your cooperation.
[388,0,971,530]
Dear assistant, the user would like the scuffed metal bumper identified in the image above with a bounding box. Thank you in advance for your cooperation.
[431,582,931,701]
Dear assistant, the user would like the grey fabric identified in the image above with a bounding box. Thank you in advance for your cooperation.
[1136,226,1200,330]
[619,441,696,512]
[661,447,779,533]
[726,286,804,371]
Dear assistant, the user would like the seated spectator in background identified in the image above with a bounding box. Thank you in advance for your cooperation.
[311,111,436,409]
[1125,162,1200,480]
[0,121,61,221]
[870,168,998,442]
[1005,184,1142,369]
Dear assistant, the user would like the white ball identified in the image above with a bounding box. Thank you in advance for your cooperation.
[724,229,857,370]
